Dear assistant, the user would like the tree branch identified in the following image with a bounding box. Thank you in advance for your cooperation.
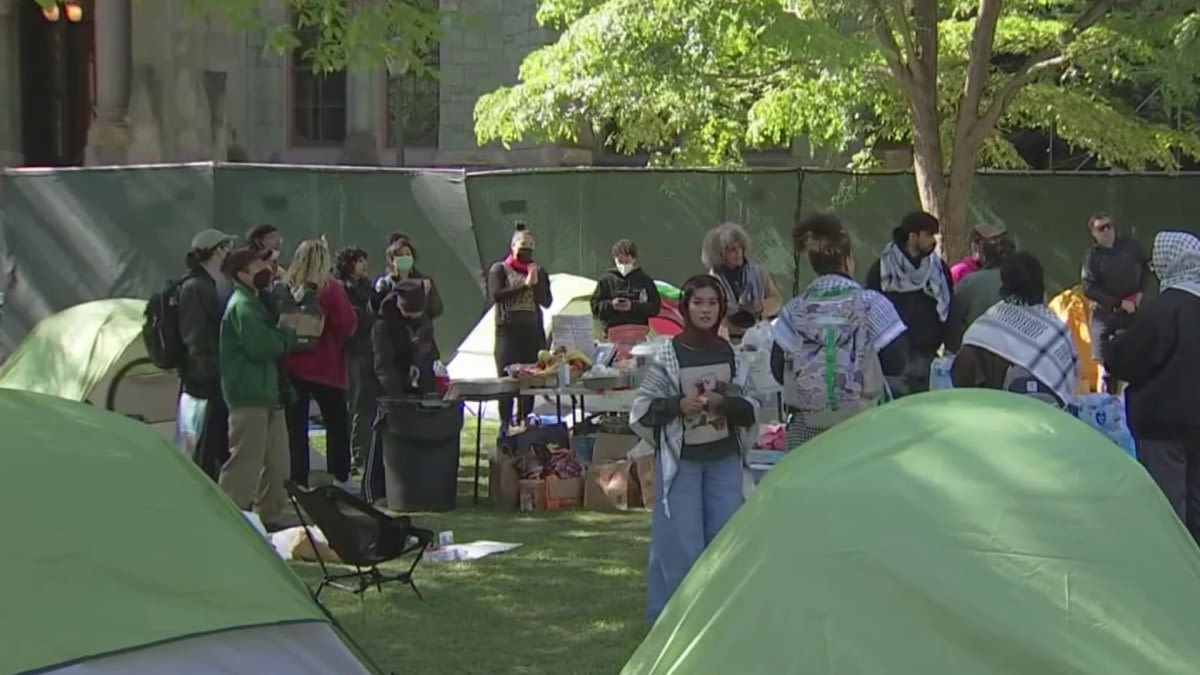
[865,0,912,91]
[970,0,1117,144]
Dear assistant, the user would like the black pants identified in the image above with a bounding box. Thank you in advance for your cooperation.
[285,375,351,485]
[495,321,546,426]
[1137,438,1200,545]
[347,353,379,469]
[193,394,229,482]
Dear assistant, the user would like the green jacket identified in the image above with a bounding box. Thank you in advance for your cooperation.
[220,283,295,409]
[945,268,1003,352]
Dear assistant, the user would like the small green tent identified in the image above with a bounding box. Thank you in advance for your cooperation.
[1,389,373,674]
[624,389,1200,674]
[0,299,177,434]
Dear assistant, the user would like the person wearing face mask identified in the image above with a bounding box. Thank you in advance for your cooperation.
[218,247,297,531]
[176,229,236,480]
[488,223,553,428]
[369,236,444,323]
[865,210,954,397]
[590,239,662,335]
[629,274,762,626]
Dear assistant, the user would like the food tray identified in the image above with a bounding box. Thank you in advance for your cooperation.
[580,375,625,391]
[449,378,519,397]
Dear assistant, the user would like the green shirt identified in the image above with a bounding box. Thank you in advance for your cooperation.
[220,284,295,409]
[945,268,1003,352]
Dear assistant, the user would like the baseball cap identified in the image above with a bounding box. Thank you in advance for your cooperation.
[191,229,235,251]
[973,223,1008,239]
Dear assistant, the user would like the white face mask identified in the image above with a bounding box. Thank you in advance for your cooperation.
[616,262,634,276]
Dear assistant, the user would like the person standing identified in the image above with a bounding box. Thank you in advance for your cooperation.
[488,224,553,428]
[369,235,444,323]
[218,247,296,530]
[1102,231,1200,545]
[177,229,235,480]
[1081,213,1151,393]
[590,238,662,335]
[701,222,782,342]
[278,240,358,490]
[629,274,761,626]
[865,210,953,396]
[951,252,1079,406]
[944,231,1016,351]
[335,246,376,471]
[949,223,1007,285]
[246,224,286,278]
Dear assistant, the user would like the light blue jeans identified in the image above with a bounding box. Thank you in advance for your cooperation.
[646,451,744,626]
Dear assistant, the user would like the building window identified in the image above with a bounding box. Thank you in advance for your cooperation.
[385,47,439,148]
[291,28,347,145]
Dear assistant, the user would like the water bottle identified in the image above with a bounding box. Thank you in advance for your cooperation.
[557,359,570,389]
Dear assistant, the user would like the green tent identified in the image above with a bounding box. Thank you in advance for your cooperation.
[624,389,1200,675]
[0,299,177,434]
[1,388,373,674]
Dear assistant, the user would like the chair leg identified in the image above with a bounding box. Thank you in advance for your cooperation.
[408,578,424,602]
[315,579,329,601]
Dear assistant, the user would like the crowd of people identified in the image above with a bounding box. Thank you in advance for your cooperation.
[630,211,1200,625]
[173,225,444,530]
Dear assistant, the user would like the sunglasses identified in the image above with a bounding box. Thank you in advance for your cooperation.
[1093,222,1113,232]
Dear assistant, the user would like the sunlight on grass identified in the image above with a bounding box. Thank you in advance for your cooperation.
[294,418,651,674]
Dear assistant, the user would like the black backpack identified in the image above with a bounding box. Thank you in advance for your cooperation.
[143,279,186,369]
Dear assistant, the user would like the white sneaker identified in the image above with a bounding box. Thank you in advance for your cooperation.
[331,478,360,494]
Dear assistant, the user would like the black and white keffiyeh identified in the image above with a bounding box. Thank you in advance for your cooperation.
[961,301,1079,404]
[1151,230,1200,300]
[879,241,951,321]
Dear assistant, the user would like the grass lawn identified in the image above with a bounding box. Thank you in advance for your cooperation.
[305,418,651,674]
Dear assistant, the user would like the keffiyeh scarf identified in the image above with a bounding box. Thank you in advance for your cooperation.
[628,339,760,517]
[710,260,766,308]
[879,241,951,321]
[961,301,1079,404]
[1151,230,1200,300]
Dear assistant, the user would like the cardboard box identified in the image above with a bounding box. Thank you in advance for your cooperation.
[519,479,546,512]
[544,475,583,510]
[633,455,655,508]
[592,433,639,464]
[489,456,521,510]
[584,461,633,511]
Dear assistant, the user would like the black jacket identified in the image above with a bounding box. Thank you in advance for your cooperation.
[369,271,444,319]
[590,267,662,330]
[1102,289,1200,441]
[1082,237,1150,324]
[177,268,225,399]
[342,277,374,358]
[487,261,552,327]
[864,257,952,357]
[372,293,439,398]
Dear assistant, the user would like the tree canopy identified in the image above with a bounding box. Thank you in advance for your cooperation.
[474,0,1200,245]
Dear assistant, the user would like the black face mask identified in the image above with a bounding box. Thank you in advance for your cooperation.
[251,270,273,290]
[516,249,534,264]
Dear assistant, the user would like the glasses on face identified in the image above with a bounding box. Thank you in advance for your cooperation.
[1093,222,1113,233]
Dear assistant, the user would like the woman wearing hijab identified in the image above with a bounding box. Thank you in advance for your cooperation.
[771,214,909,450]
[276,239,358,490]
[701,222,782,342]
[487,223,552,427]
[629,274,762,626]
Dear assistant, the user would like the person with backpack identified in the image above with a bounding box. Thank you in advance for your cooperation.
[1101,231,1200,542]
[865,211,953,396]
[951,251,1079,407]
[176,229,235,480]
[218,247,296,531]
[771,214,910,450]
[629,274,763,626]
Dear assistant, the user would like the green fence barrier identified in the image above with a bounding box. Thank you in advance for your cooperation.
[2,163,1198,355]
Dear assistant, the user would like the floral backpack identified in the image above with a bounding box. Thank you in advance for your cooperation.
[782,287,885,430]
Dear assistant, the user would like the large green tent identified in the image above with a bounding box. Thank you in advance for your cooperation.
[1,388,373,674]
[624,389,1200,675]
[0,299,177,434]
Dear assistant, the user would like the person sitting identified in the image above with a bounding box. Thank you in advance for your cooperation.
[944,231,1016,351]
[771,213,909,449]
[373,280,439,398]
[701,222,782,342]
[951,251,1079,406]
[590,238,662,336]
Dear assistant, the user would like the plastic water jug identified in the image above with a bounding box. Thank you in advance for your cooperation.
[929,355,955,391]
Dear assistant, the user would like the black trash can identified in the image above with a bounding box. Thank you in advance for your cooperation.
[379,398,464,512]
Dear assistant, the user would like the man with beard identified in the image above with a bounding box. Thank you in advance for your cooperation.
[865,211,953,396]
[1081,213,1151,393]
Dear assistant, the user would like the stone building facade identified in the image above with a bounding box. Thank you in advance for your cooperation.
[0,0,600,168]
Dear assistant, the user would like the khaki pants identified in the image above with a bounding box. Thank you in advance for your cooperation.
[220,407,289,522]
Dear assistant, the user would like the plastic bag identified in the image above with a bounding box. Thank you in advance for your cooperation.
[929,355,955,391]
[740,320,775,354]
[1066,394,1137,459]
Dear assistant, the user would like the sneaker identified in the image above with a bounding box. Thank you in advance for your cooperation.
[331,477,360,494]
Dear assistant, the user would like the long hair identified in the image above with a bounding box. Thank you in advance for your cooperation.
[701,222,751,269]
[284,239,333,289]
[335,246,367,281]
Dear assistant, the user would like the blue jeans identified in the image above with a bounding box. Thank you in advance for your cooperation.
[646,451,744,626]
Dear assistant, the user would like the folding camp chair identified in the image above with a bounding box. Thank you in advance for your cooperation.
[284,481,434,601]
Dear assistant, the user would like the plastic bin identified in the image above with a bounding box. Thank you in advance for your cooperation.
[380,398,464,512]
